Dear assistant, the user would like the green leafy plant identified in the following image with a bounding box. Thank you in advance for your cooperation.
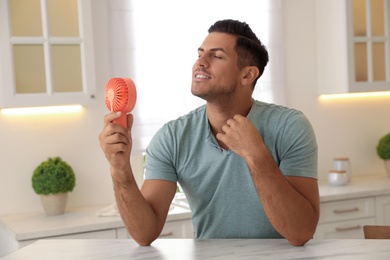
[377,132,390,160]
[32,157,76,195]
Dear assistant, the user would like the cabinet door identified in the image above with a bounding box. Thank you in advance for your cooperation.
[116,219,194,239]
[116,227,131,239]
[315,217,376,239]
[160,219,194,238]
[347,0,390,92]
[316,0,390,94]
[0,0,96,108]
[19,229,117,248]
[319,197,376,224]
[376,194,390,225]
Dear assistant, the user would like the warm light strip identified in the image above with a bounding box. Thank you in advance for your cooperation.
[1,105,83,116]
[319,91,390,100]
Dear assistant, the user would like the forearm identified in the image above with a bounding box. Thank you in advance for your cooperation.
[246,149,319,246]
[111,167,159,246]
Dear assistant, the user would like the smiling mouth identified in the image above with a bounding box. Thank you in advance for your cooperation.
[195,74,211,79]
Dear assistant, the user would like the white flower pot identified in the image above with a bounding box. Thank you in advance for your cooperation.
[40,193,68,215]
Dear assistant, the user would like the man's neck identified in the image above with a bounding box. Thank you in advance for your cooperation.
[206,97,253,149]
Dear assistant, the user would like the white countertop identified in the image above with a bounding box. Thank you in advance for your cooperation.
[2,238,390,259]
[0,204,191,242]
[319,175,390,202]
[1,175,389,243]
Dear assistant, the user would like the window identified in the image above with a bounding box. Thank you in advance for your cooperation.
[0,0,96,108]
[106,0,285,152]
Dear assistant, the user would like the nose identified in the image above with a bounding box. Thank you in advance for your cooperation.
[195,54,209,69]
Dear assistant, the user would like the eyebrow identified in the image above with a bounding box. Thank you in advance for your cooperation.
[197,47,227,53]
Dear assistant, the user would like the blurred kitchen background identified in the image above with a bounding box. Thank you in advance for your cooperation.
[1,0,389,216]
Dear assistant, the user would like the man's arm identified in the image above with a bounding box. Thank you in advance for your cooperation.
[114,177,176,245]
[216,114,320,246]
[245,151,319,246]
[99,112,176,245]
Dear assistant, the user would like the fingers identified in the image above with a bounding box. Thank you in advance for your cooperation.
[99,125,129,152]
[224,115,246,127]
[103,111,122,128]
[100,112,134,153]
[127,113,134,130]
[216,114,252,143]
[221,115,245,133]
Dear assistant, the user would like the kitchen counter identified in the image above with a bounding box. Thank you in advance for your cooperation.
[1,175,389,241]
[318,174,390,202]
[3,238,390,259]
[0,204,191,242]
[1,175,390,256]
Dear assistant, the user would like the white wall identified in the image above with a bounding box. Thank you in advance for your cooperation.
[0,0,122,215]
[1,0,389,216]
[283,0,390,180]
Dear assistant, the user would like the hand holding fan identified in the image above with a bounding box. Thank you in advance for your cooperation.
[105,78,137,128]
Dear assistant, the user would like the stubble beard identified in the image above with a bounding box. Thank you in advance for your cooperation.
[191,82,237,104]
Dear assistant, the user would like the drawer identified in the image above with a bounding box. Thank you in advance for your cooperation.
[315,217,376,239]
[160,219,194,238]
[19,229,117,247]
[51,229,117,239]
[116,220,194,239]
[319,197,375,224]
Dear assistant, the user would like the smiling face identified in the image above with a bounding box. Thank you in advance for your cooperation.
[191,32,242,103]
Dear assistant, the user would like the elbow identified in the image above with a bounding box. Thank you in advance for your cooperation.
[132,231,160,246]
[287,217,319,246]
[286,229,316,246]
[287,237,311,247]
[137,241,152,247]
[134,237,155,246]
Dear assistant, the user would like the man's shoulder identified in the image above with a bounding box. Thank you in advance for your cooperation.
[165,105,207,127]
[251,100,305,119]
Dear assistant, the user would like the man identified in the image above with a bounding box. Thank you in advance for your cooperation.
[99,19,319,247]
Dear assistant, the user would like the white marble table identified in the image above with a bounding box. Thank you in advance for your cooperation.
[2,239,390,259]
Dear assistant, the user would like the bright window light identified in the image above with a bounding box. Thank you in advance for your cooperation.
[1,105,83,116]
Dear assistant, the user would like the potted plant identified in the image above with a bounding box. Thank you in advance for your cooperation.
[376,132,390,177]
[32,157,76,215]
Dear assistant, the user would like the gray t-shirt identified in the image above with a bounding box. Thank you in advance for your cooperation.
[145,100,318,239]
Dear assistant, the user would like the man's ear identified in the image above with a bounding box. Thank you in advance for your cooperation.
[241,66,260,86]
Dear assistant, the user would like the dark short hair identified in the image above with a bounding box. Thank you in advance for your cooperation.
[208,19,269,86]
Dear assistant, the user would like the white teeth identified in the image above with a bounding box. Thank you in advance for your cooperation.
[196,74,209,79]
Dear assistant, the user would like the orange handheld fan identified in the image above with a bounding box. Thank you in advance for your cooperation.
[105,78,137,128]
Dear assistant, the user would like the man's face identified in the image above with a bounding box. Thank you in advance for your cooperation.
[191,32,241,102]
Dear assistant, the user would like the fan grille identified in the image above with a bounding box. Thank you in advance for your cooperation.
[105,78,129,112]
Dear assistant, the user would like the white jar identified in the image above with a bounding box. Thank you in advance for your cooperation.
[328,170,349,186]
[333,157,352,182]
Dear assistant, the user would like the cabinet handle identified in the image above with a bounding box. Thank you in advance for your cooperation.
[159,232,173,237]
[335,225,361,232]
[333,207,359,214]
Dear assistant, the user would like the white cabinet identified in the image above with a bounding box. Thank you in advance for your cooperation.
[116,219,194,239]
[319,197,376,223]
[0,205,193,257]
[0,0,96,108]
[315,0,390,94]
[376,194,390,225]
[18,229,117,248]
[161,219,194,238]
[315,197,376,238]
[316,176,390,239]
[315,218,376,239]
